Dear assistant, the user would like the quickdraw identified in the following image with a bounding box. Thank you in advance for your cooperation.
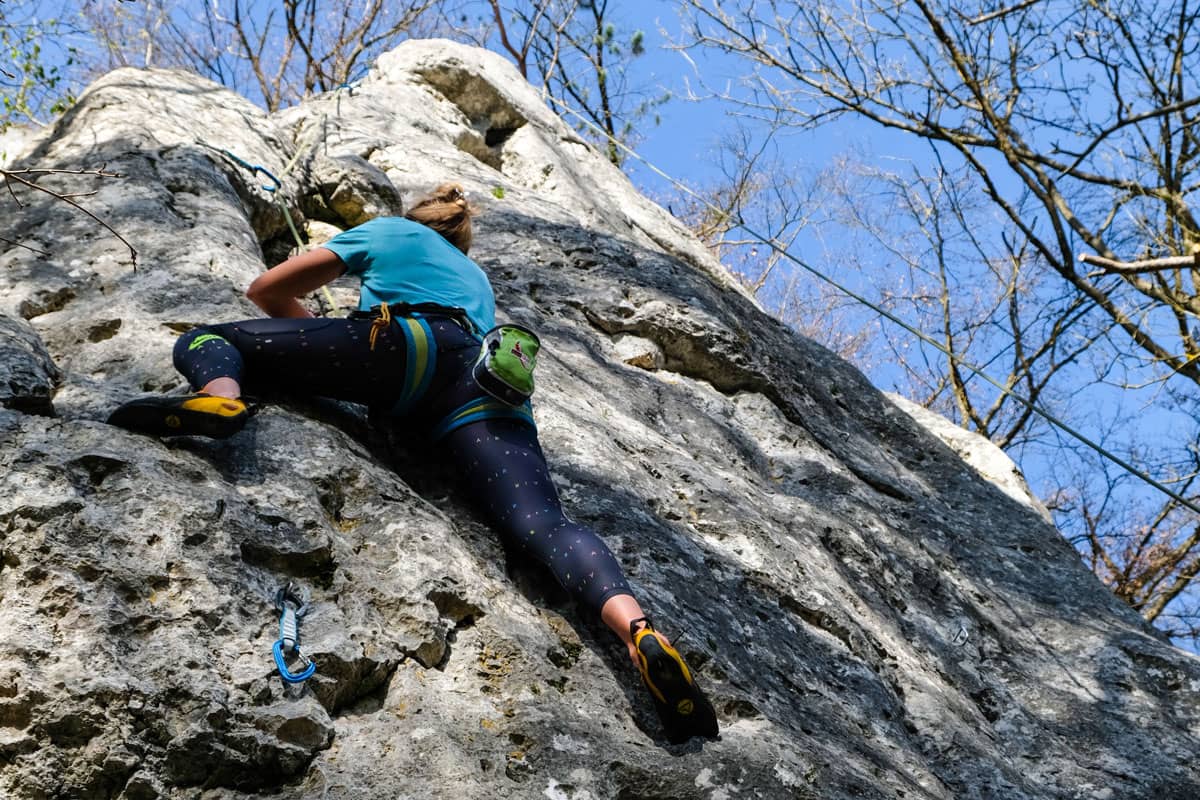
[272,582,317,684]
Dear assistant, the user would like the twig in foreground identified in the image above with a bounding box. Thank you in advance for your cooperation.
[0,234,49,257]
[2,165,138,266]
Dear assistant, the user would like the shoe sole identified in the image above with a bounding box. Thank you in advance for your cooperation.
[109,395,247,439]
[636,632,719,742]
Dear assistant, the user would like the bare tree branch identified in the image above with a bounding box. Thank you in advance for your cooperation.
[0,233,48,256]
[954,0,1045,27]
[1080,249,1200,275]
[2,165,137,265]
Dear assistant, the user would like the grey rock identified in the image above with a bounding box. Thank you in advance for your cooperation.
[0,313,60,415]
[0,39,1197,800]
[0,124,41,168]
[887,393,1052,523]
[612,334,665,370]
[301,152,404,227]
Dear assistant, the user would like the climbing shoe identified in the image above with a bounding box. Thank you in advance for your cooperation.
[108,393,248,439]
[632,618,719,743]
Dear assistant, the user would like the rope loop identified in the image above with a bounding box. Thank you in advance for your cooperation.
[368,302,392,350]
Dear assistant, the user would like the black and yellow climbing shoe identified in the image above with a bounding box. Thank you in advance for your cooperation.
[632,618,719,743]
[108,393,249,439]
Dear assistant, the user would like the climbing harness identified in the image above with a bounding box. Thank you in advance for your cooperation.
[273,582,317,684]
[349,303,445,414]
[430,395,535,441]
[473,324,541,406]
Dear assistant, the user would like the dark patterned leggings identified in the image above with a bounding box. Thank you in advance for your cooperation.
[173,314,633,614]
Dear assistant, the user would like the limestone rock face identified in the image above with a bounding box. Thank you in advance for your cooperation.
[886,393,1052,523]
[2,39,1198,800]
[1,125,41,168]
[0,313,60,415]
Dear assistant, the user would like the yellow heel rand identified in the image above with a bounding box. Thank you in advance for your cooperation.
[109,393,249,439]
[180,395,247,417]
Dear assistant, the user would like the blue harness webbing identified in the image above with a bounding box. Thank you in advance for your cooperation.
[390,315,437,415]
[430,396,536,440]
[359,305,535,435]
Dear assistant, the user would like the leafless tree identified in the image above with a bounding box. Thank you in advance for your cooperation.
[481,0,560,79]
[677,0,1200,387]
[0,0,83,129]
[1047,412,1200,640]
[1,165,137,263]
[674,0,1200,640]
[0,2,136,262]
[82,0,438,111]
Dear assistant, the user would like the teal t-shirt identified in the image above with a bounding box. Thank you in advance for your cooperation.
[322,217,496,333]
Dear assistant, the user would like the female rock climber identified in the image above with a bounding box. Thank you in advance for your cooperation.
[109,183,718,744]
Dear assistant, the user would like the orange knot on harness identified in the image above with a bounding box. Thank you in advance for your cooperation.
[368,302,391,351]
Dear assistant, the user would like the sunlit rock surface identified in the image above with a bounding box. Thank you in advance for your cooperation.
[886,393,1051,524]
[1,39,1198,800]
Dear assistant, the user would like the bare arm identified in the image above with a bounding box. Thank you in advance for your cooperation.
[246,247,346,318]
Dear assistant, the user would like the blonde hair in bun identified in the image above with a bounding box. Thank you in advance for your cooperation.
[405,182,476,254]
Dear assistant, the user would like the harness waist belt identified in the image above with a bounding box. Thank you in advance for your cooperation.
[351,303,475,333]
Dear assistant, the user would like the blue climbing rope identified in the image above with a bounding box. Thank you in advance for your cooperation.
[338,66,370,93]
[203,144,283,193]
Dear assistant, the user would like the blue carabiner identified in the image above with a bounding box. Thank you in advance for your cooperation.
[272,639,317,683]
[272,582,316,683]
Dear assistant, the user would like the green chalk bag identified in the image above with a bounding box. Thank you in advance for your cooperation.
[473,324,541,406]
